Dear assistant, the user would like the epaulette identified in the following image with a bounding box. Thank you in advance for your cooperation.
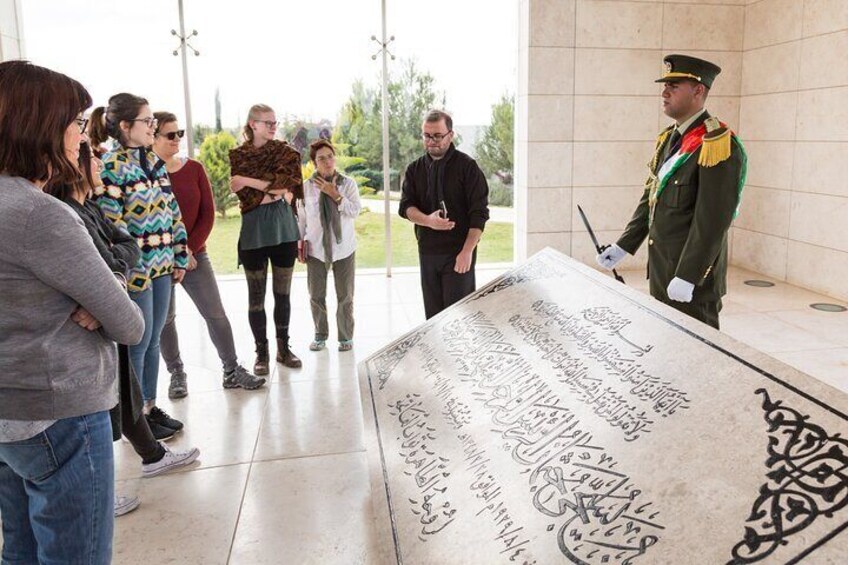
[699,116,732,167]
[656,124,675,148]
[648,125,676,173]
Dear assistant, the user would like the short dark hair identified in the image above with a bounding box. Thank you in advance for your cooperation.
[423,109,452,131]
[309,139,335,163]
[0,60,91,185]
[88,92,149,147]
[154,111,178,135]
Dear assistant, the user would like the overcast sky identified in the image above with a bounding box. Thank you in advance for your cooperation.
[20,0,517,128]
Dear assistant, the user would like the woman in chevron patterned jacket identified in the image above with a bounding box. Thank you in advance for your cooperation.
[89,93,189,440]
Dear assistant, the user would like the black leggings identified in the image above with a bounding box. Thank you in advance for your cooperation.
[239,241,297,343]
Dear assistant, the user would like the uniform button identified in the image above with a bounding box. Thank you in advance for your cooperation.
[649,239,654,245]
[674,180,679,185]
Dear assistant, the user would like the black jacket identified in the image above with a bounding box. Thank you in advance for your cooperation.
[64,197,144,441]
[399,144,489,255]
[65,199,140,278]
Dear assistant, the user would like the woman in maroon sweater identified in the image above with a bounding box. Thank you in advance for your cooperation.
[154,112,265,398]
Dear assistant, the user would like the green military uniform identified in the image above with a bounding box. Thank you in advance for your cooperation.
[616,55,747,329]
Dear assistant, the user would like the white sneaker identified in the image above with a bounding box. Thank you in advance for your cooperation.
[114,494,140,517]
[142,444,200,478]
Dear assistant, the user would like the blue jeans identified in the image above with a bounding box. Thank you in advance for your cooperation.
[130,275,173,402]
[0,411,114,564]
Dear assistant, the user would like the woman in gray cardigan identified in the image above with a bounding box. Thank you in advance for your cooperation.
[0,61,144,564]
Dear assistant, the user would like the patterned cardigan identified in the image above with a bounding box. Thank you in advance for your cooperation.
[94,146,188,292]
[228,139,304,214]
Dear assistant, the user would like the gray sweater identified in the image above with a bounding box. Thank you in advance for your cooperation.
[0,175,145,420]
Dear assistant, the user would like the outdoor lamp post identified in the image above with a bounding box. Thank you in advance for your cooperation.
[371,0,396,277]
[171,0,199,157]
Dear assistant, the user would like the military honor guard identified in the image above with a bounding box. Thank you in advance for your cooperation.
[598,54,747,329]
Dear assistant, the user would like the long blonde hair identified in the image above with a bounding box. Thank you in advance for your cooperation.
[243,103,274,145]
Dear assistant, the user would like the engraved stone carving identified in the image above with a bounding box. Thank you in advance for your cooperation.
[359,250,848,564]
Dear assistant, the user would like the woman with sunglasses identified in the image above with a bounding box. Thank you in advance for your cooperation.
[89,94,189,440]
[153,112,265,396]
[229,104,304,375]
[0,60,144,563]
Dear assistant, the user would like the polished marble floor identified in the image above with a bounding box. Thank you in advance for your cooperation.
[113,263,848,564]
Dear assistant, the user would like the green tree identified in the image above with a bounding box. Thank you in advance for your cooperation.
[214,88,222,132]
[333,80,382,167]
[193,123,214,151]
[475,93,514,184]
[334,60,447,191]
[387,60,446,171]
[196,131,238,218]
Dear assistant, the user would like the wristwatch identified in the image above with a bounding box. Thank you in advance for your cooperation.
[334,194,343,204]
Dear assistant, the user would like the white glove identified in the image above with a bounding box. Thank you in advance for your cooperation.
[666,277,695,303]
[596,244,627,270]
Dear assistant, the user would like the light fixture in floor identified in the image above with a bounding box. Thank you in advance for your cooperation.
[744,280,775,288]
[809,303,847,313]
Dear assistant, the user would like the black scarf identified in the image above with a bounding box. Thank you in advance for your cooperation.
[425,143,457,215]
[129,146,165,184]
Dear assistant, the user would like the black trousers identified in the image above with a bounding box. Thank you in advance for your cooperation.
[110,344,165,464]
[419,250,476,320]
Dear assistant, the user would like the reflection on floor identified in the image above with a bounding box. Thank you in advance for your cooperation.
[113,264,848,564]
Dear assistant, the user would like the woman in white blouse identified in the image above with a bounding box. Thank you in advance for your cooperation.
[297,139,362,352]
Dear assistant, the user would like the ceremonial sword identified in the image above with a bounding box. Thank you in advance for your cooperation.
[577,205,625,284]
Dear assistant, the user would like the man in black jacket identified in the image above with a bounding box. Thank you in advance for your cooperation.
[399,109,490,319]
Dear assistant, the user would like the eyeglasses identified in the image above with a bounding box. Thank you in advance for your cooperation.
[253,120,279,129]
[131,117,158,128]
[159,130,186,141]
[422,131,452,142]
[315,155,335,163]
[75,117,89,133]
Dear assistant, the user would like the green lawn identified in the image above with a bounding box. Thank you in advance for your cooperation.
[205,209,513,275]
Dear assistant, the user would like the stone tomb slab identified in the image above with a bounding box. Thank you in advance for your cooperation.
[358,249,848,564]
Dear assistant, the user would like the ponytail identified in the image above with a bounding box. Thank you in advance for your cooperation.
[87,106,109,148]
[88,93,149,148]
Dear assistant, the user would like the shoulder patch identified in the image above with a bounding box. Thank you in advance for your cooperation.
[704,116,721,132]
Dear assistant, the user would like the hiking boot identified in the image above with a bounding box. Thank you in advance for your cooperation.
[223,365,266,390]
[276,338,302,368]
[168,370,188,400]
[254,340,270,375]
[145,417,177,442]
[142,444,201,478]
[114,494,140,517]
[147,406,184,431]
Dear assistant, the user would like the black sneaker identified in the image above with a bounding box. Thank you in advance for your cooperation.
[145,417,177,441]
[223,365,266,390]
[147,406,184,431]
